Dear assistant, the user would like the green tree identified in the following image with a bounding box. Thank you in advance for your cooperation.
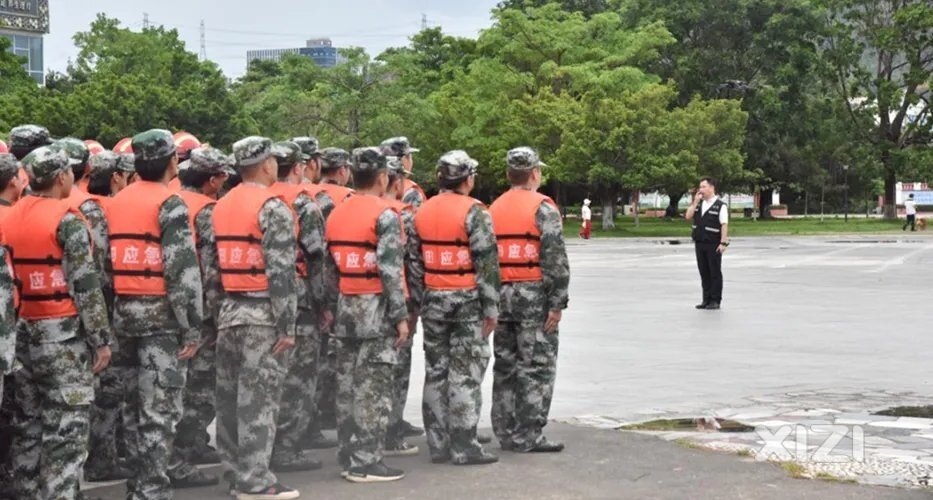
[0,36,41,133]
[821,0,933,218]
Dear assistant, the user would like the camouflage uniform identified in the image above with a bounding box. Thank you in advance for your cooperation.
[112,130,203,500]
[269,142,328,468]
[210,137,298,493]
[8,147,112,499]
[324,148,407,472]
[8,124,53,161]
[411,151,501,464]
[490,148,571,451]
[380,137,424,210]
[169,148,234,479]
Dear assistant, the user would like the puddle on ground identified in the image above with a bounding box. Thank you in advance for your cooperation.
[874,405,933,418]
[622,417,755,433]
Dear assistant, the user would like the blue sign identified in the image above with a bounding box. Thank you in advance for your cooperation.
[905,191,933,205]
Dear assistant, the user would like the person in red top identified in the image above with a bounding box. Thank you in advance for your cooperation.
[489,147,570,453]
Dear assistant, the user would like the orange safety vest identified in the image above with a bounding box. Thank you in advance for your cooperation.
[401,179,426,205]
[107,181,175,296]
[320,183,353,206]
[414,192,481,291]
[2,196,80,320]
[326,195,392,295]
[489,189,557,283]
[212,183,279,292]
[267,182,310,278]
[177,190,216,244]
[0,203,21,313]
[168,177,182,192]
[66,186,92,212]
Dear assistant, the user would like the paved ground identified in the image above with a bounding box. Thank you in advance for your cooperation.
[86,234,933,498]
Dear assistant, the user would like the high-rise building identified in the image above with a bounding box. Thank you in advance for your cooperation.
[0,0,50,84]
[247,38,341,69]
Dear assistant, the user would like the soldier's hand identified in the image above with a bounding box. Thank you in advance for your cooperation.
[395,320,410,349]
[544,310,562,334]
[177,343,199,360]
[272,336,296,356]
[482,317,498,338]
[320,310,334,332]
[93,346,112,374]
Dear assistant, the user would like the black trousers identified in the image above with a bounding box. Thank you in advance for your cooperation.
[904,214,916,231]
[695,242,723,303]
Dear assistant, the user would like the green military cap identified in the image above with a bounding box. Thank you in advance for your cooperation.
[52,137,90,168]
[386,157,405,178]
[379,136,419,158]
[506,146,548,170]
[187,147,235,176]
[289,136,321,161]
[88,151,135,185]
[22,146,70,184]
[272,141,303,169]
[436,150,478,181]
[9,124,53,149]
[0,154,18,177]
[320,147,350,170]
[351,147,387,174]
[232,136,273,169]
[132,129,177,162]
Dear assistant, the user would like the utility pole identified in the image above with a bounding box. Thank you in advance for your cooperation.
[199,20,207,61]
[143,13,150,29]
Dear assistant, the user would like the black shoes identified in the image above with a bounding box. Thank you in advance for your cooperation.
[84,462,133,482]
[306,431,339,450]
[451,450,499,466]
[477,433,493,444]
[237,483,299,500]
[270,450,323,472]
[189,445,221,465]
[398,419,424,437]
[705,302,721,310]
[516,437,565,453]
[695,302,709,309]
[170,469,219,489]
[344,461,405,483]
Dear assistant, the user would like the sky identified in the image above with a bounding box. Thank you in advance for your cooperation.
[45,0,501,79]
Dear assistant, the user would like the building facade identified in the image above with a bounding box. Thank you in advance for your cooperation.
[247,37,340,69]
[0,0,50,84]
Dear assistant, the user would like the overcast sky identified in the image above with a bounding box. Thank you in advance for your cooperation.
[46,0,501,78]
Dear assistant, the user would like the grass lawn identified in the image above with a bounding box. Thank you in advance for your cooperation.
[564,216,911,238]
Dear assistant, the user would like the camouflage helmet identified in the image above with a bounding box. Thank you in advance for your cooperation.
[9,124,53,149]
[188,147,235,176]
[436,150,478,182]
[132,129,177,162]
[0,153,18,179]
[22,146,70,186]
[289,136,321,161]
[506,146,548,171]
[232,136,273,169]
[320,147,350,171]
[88,151,135,185]
[52,137,91,168]
[271,141,303,169]
[350,147,387,174]
[379,136,419,158]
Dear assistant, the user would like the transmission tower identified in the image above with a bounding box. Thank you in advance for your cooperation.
[421,13,428,30]
[199,20,207,60]
[143,13,150,29]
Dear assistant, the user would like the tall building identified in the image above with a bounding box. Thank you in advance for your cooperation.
[247,37,341,69]
[0,0,50,84]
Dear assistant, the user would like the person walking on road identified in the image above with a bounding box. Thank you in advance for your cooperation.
[903,194,917,232]
[579,199,592,239]
[685,177,729,310]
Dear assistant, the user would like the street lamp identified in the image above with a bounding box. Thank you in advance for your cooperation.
[843,164,849,223]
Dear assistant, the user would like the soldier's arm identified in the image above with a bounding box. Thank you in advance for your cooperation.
[160,196,204,345]
[466,205,501,319]
[315,191,336,220]
[260,198,298,337]
[402,188,424,211]
[195,206,222,333]
[295,194,326,315]
[81,200,114,312]
[376,209,408,326]
[59,213,111,349]
[401,209,423,310]
[0,248,15,374]
[537,202,570,312]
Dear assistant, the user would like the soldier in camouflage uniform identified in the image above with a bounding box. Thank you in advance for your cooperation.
[410,150,501,465]
[267,141,330,472]
[0,161,17,500]
[3,146,113,499]
[108,129,205,499]
[324,147,409,482]
[208,137,300,499]
[167,148,235,487]
[489,148,570,453]
[380,137,425,210]
[381,158,424,455]
[8,124,53,161]
[0,153,26,208]
[82,150,138,482]
[290,136,323,185]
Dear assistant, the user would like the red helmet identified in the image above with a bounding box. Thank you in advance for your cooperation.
[173,131,201,160]
[0,140,7,154]
[113,137,134,154]
[84,139,106,155]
